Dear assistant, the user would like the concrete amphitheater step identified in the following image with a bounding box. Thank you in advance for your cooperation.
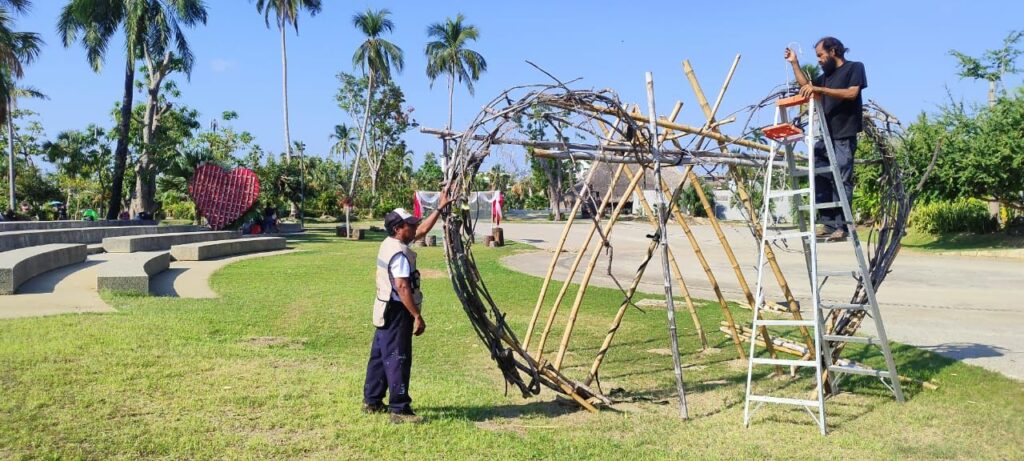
[103,231,237,253]
[0,225,199,252]
[170,236,287,261]
[0,220,157,233]
[0,244,88,294]
[96,251,171,295]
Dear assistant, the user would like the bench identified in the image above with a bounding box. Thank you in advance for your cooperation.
[170,236,287,261]
[95,251,170,295]
[0,225,198,252]
[0,220,156,233]
[103,231,237,253]
[0,244,88,294]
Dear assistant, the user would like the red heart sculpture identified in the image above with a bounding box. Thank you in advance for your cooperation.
[188,164,261,230]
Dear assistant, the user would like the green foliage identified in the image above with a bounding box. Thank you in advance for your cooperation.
[678,181,716,217]
[911,198,998,234]
[414,152,443,190]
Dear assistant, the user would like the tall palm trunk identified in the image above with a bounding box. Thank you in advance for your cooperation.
[107,56,136,221]
[7,97,14,211]
[443,73,454,171]
[280,27,301,219]
[345,73,374,233]
[280,27,292,163]
[131,83,160,216]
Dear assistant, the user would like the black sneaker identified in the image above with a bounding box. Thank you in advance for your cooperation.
[362,403,386,414]
[388,409,423,424]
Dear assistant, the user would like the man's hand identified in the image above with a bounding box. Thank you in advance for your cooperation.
[413,314,426,336]
[784,48,799,64]
[799,84,817,98]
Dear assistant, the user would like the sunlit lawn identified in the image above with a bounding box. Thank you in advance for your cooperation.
[0,227,1021,460]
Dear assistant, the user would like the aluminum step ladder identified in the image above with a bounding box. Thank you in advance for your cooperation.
[742,94,904,436]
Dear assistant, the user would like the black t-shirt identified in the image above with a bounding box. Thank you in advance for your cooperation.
[813,60,867,139]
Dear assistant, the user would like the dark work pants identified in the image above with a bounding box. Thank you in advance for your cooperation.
[813,137,857,232]
[363,301,414,413]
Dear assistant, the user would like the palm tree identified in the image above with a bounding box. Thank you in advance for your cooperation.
[346,8,402,233]
[255,0,321,162]
[60,0,207,220]
[329,123,356,159]
[0,3,41,210]
[425,13,486,160]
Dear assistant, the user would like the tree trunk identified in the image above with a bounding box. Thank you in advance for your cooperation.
[131,77,162,216]
[280,27,292,163]
[7,97,15,211]
[444,74,454,172]
[107,56,136,221]
[346,73,375,232]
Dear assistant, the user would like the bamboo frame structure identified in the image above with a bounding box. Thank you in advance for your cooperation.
[420,57,920,416]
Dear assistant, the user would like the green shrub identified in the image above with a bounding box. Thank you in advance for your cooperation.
[911,198,998,234]
[162,201,195,221]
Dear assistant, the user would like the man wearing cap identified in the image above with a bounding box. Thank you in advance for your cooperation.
[363,192,451,424]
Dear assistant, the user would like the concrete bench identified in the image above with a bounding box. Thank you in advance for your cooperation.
[170,236,286,261]
[0,225,198,252]
[0,244,88,294]
[103,231,237,253]
[0,220,156,233]
[96,251,170,295]
[276,223,304,233]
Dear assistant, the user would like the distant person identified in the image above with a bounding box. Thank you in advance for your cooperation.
[785,36,866,240]
[262,204,278,234]
[363,192,452,424]
[119,209,130,220]
[57,204,68,220]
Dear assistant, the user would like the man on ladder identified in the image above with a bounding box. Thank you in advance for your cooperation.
[785,37,867,240]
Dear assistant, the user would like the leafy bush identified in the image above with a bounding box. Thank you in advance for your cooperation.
[911,198,998,234]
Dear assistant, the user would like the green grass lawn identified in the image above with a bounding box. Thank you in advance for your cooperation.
[1,229,1021,460]
[901,227,1024,252]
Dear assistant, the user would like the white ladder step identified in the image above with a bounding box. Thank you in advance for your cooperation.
[799,201,842,211]
[756,319,816,327]
[823,334,875,345]
[828,365,891,378]
[751,357,817,367]
[748,395,821,407]
[819,302,867,311]
[765,231,813,242]
[767,188,811,199]
[791,166,832,177]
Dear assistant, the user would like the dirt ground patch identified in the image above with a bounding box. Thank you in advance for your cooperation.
[241,336,307,349]
[419,269,447,279]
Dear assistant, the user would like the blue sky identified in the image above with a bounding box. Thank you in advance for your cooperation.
[14,1,1024,171]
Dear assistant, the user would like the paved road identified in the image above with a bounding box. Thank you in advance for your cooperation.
[494,221,1024,380]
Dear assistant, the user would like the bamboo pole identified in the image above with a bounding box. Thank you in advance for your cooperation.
[551,168,645,370]
[681,59,815,352]
[653,176,746,359]
[533,164,626,360]
[683,58,787,371]
[523,163,601,351]
[583,236,659,387]
[643,72,688,419]
[542,100,771,152]
[621,165,708,349]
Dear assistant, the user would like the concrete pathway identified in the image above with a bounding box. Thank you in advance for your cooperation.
[494,221,1024,380]
[0,249,297,319]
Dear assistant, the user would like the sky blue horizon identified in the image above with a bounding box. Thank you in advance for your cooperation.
[12,1,1024,174]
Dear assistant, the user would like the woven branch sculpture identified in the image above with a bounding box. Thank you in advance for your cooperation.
[425,59,930,414]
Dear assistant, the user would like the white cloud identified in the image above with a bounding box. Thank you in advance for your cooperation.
[211,58,236,73]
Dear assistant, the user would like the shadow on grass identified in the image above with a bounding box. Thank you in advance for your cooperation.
[427,400,580,421]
